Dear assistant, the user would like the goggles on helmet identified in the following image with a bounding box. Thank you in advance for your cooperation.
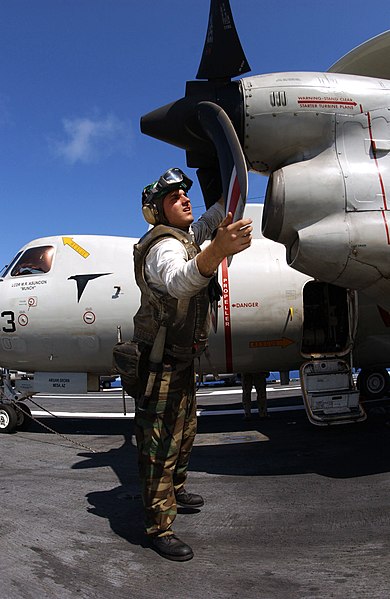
[142,167,193,206]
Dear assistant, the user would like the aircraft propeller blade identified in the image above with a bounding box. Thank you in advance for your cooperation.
[196,0,251,80]
[140,0,250,216]
[197,101,248,223]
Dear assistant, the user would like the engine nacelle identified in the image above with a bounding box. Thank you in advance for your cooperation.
[262,131,390,307]
[262,148,345,250]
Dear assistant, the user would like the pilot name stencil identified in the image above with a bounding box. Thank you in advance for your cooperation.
[11,279,48,291]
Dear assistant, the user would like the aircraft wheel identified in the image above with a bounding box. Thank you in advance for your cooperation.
[357,368,390,400]
[0,404,18,433]
[14,403,33,431]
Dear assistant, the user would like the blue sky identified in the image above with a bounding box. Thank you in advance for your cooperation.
[1,0,389,269]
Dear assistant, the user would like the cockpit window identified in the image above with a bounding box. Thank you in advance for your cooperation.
[10,246,55,277]
[0,251,23,278]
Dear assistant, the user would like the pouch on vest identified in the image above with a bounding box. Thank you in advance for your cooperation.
[113,341,141,398]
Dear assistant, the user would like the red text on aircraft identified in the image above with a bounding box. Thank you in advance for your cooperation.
[232,302,259,308]
[221,259,233,372]
[297,96,357,110]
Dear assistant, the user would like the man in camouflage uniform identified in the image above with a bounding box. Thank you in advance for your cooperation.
[132,167,252,561]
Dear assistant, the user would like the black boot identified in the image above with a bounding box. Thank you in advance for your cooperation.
[151,534,194,561]
[175,488,204,508]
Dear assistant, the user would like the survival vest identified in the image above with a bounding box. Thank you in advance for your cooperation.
[133,225,211,362]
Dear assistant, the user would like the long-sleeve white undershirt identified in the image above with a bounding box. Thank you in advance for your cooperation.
[144,202,224,299]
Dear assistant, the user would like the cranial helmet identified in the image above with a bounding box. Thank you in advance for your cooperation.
[141,167,193,225]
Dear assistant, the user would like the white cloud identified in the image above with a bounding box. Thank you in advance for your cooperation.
[51,113,132,164]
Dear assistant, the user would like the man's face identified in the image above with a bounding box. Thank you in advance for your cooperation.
[162,188,194,229]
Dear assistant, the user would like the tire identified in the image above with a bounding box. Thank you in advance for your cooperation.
[357,368,390,400]
[0,404,18,434]
[14,403,33,431]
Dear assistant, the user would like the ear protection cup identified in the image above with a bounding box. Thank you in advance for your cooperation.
[142,202,159,225]
[142,168,192,227]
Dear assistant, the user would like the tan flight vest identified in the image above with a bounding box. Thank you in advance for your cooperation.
[133,225,211,362]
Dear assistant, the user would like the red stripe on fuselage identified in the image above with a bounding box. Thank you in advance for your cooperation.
[297,99,357,106]
[221,258,233,372]
[367,112,390,243]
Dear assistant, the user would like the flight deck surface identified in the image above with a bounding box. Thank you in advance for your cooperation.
[1,385,389,599]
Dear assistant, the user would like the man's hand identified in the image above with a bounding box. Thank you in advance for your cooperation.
[196,212,253,277]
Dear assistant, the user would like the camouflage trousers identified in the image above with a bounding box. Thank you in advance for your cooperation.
[134,358,196,537]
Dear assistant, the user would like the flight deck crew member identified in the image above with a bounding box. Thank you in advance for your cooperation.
[241,371,270,420]
[132,167,252,561]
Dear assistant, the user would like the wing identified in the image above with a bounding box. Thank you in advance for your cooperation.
[328,30,390,79]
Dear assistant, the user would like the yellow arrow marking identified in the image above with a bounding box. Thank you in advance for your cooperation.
[249,337,294,349]
[62,237,90,259]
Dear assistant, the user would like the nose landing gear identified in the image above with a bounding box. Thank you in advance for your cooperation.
[0,369,33,433]
[0,403,17,433]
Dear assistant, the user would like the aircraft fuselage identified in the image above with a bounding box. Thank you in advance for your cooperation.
[1,207,390,383]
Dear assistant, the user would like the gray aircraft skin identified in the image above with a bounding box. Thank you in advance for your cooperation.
[1,204,390,432]
[140,0,390,311]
